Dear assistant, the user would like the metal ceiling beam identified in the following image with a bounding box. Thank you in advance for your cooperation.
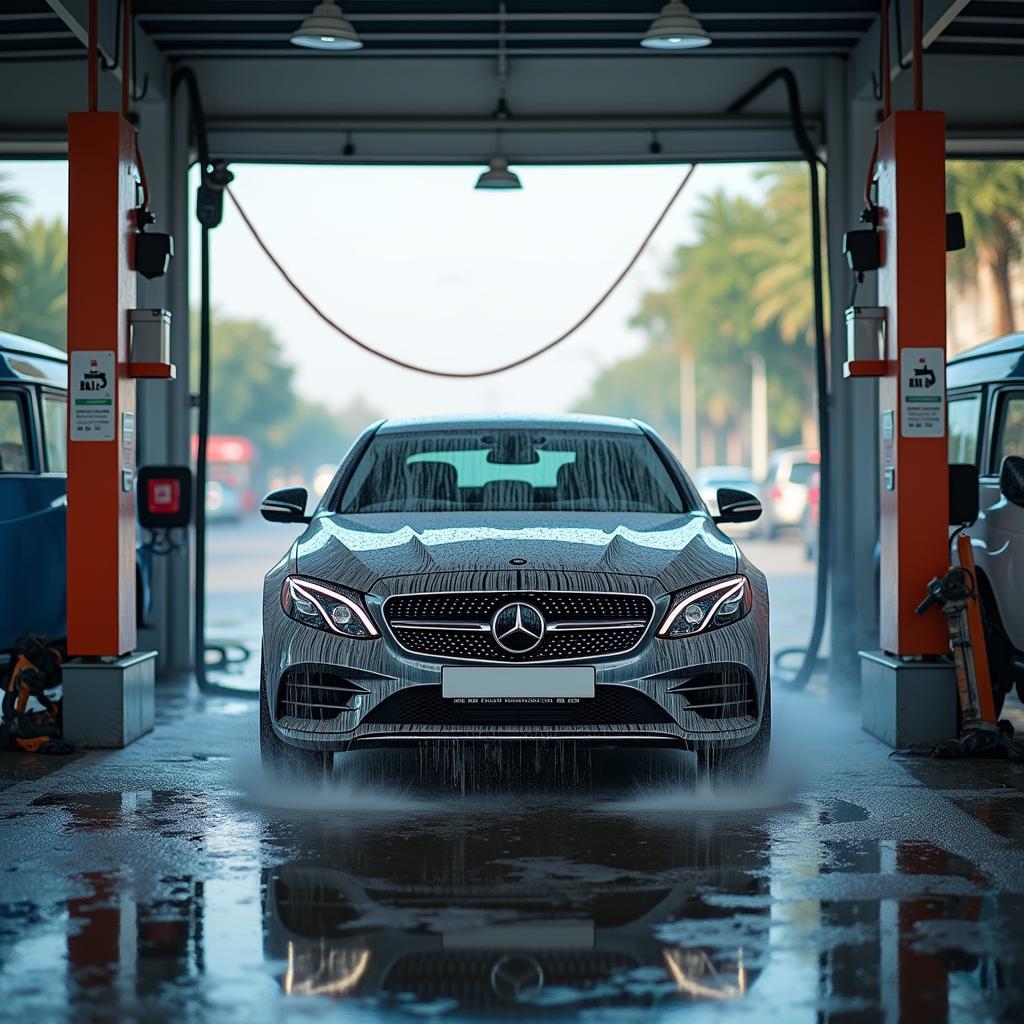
[158,46,851,59]
[135,10,875,24]
[147,30,864,42]
[43,0,167,98]
[848,0,971,99]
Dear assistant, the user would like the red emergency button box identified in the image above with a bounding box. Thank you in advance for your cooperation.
[137,465,192,529]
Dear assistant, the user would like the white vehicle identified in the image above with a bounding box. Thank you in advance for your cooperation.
[759,447,820,539]
[692,466,761,535]
[947,334,1024,711]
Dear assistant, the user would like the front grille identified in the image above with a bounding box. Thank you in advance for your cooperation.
[276,668,367,722]
[383,591,654,663]
[668,666,757,720]
[362,685,674,725]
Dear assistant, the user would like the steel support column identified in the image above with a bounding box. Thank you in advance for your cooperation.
[826,59,881,683]
[66,111,138,656]
[876,110,949,656]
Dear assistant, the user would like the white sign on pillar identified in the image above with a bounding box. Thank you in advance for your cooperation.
[70,350,116,441]
[899,347,945,439]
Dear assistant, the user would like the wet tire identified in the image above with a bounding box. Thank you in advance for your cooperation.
[698,682,771,782]
[259,665,331,779]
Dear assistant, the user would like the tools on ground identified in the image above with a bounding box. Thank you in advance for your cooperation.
[0,634,73,755]
[915,534,1023,761]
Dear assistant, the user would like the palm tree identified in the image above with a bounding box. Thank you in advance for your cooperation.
[0,172,25,308]
[734,164,823,346]
[946,160,1024,337]
[2,217,67,348]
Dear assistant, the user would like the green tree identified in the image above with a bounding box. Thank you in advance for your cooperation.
[209,317,299,451]
[0,173,25,307]
[1,217,67,348]
[737,165,821,346]
[946,160,1024,336]
[574,174,816,460]
[207,313,380,478]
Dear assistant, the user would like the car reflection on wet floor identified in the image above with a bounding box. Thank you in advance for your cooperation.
[264,811,767,1011]
[2,683,1024,1023]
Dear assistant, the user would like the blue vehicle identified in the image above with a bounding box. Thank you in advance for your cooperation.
[0,333,70,649]
[0,332,150,652]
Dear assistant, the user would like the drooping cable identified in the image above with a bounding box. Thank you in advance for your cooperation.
[224,164,698,379]
[194,222,212,691]
[728,68,831,692]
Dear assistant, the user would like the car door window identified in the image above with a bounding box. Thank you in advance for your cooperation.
[947,394,981,465]
[41,392,67,473]
[993,393,1024,471]
[0,392,31,473]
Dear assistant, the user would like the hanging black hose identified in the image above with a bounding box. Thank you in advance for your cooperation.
[171,67,234,694]
[728,69,831,690]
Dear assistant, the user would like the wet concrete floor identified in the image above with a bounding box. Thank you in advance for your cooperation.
[2,681,1024,1023]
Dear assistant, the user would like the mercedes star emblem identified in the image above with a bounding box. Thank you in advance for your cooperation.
[491,601,546,653]
[490,953,545,1002]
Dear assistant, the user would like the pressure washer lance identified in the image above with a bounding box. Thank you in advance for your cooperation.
[915,544,1024,761]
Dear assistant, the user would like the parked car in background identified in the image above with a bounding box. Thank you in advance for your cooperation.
[192,434,258,517]
[0,332,150,649]
[0,333,70,648]
[692,465,761,536]
[205,478,244,524]
[759,447,820,539]
[947,333,1024,711]
[802,469,820,560]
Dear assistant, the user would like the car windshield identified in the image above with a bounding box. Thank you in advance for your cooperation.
[336,428,687,514]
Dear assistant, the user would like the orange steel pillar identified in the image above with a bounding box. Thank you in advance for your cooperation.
[875,110,949,657]
[66,112,138,656]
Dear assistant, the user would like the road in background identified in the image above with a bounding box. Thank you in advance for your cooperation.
[204,519,821,692]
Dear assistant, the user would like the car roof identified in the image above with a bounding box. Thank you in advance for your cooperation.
[947,332,1024,387]
[377,413,646,435]
[0,331,67,388]
[693,465,754,478]
[947,332,1024,365]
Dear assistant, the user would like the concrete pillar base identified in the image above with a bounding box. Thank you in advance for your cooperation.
[860,649,958,748]
[62,651,157,748]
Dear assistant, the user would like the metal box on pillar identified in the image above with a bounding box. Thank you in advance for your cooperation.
[62,111,156,747]
[859,109,957,747]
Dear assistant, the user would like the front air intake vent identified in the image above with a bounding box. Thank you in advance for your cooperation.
[276,668,368,723]
[667,666,757,721]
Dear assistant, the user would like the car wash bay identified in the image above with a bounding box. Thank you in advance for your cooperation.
[3,2,1024,1020]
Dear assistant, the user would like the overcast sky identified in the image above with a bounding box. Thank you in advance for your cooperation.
[3,160,764,420]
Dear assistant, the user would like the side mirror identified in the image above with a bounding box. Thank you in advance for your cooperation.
[948,463,979,525]
[1001,455,1024,509]
[260,487,310,524]
[714,487,762,524]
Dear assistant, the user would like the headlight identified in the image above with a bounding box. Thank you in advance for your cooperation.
[281,576,379,638]
[658,575,751,638]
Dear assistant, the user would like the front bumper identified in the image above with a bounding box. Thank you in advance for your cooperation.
[262,570,769,753]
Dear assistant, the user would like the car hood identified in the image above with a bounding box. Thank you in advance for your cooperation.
[293,511,737,594]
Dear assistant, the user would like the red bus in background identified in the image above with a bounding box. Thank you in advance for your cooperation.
[190,435,258,520]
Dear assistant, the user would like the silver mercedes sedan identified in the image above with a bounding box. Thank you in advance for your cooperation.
[258,414,770,779]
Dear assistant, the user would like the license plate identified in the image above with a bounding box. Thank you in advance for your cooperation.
[442,666,595,699]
